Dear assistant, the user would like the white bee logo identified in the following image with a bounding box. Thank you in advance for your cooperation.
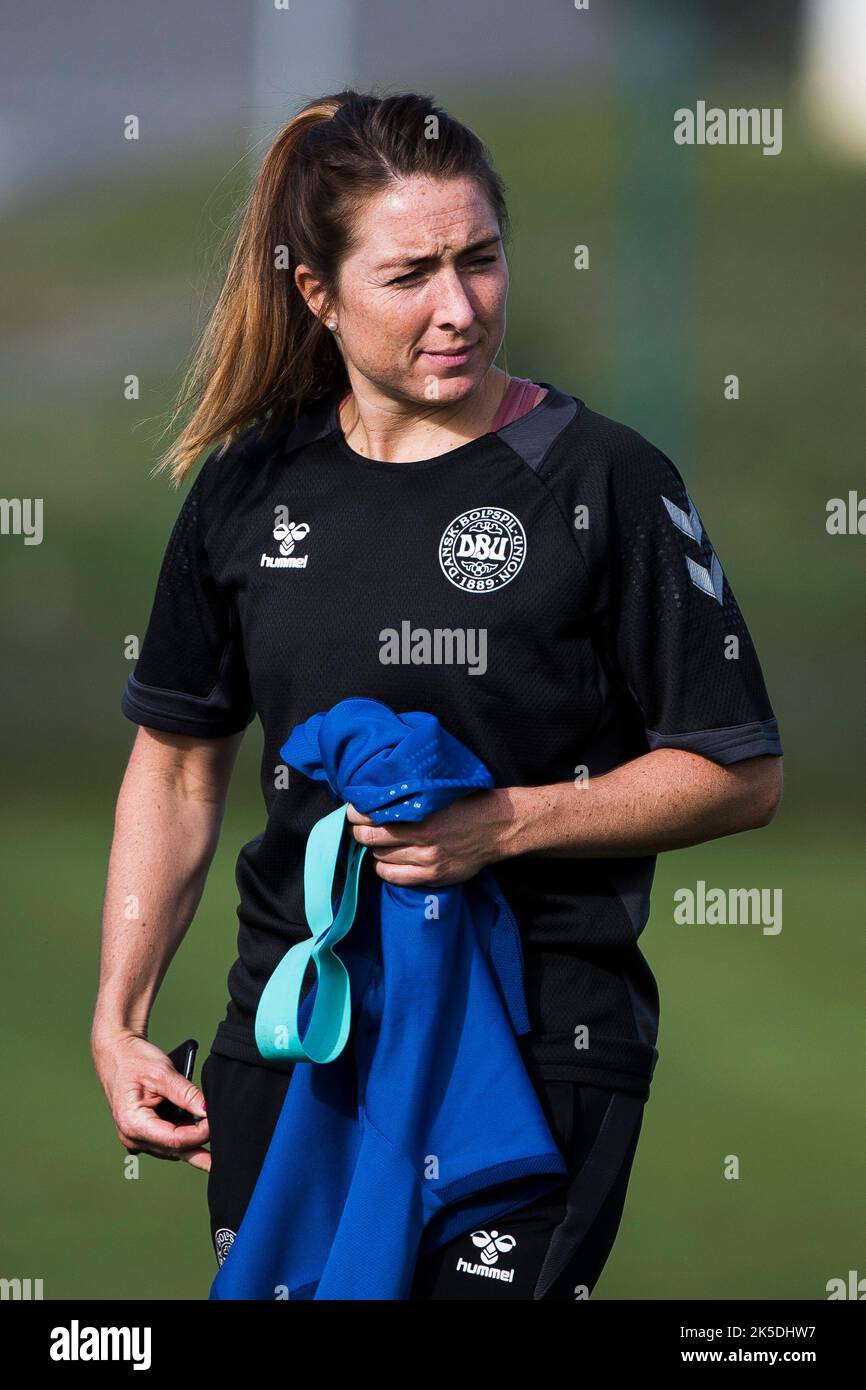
[273,517,310,557]
[470,1229,517,1266]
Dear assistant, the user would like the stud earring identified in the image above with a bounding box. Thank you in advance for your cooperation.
[326,319,338,331]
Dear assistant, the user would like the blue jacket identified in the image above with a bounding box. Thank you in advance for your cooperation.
[210,698,567,1300]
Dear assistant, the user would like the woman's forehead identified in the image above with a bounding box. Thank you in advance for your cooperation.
[350,179,500,265]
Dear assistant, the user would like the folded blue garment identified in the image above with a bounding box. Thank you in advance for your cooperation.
[209,698,567,1300]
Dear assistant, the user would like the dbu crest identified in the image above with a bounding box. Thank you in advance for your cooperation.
[438,507,527,593]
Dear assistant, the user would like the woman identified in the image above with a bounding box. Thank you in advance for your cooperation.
[92,90,783,1301]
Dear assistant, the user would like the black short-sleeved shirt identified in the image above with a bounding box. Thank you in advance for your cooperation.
[122,381,782,1100]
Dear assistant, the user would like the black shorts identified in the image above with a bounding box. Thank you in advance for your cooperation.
[201,1049,646,1301]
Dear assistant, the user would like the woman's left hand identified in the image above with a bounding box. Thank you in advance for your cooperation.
[346,789,511,886]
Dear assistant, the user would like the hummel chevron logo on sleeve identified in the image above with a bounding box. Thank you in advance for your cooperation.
[661,493,725,604]
[661,493,702,544]
[685,551,724,603]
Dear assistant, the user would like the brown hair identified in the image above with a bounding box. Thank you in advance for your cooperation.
[155,89,510,486]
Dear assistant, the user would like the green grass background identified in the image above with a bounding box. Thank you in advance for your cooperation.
[1,78,863,1298]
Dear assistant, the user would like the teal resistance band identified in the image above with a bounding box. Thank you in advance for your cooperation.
[254,804,368,1064]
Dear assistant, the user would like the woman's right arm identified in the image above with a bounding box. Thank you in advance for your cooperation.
[90,724,244,1172]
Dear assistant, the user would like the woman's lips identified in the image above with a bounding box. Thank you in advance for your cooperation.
[421,343,477,366]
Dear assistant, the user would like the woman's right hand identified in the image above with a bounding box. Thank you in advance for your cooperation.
[91,1029,211,1172]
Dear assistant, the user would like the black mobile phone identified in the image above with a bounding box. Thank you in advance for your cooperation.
[155,1037,200,1126]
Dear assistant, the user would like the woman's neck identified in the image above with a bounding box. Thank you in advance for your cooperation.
[338,366,510,464]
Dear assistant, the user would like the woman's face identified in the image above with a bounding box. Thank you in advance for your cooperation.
[307,174,508,404]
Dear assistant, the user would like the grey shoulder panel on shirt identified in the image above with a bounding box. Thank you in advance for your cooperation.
[496,382,580,472]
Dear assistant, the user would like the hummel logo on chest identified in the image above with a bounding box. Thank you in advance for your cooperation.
[261,510,310,568]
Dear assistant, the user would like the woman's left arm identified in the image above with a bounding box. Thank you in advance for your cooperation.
[347,750,782,885]
[489,748,783,861]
